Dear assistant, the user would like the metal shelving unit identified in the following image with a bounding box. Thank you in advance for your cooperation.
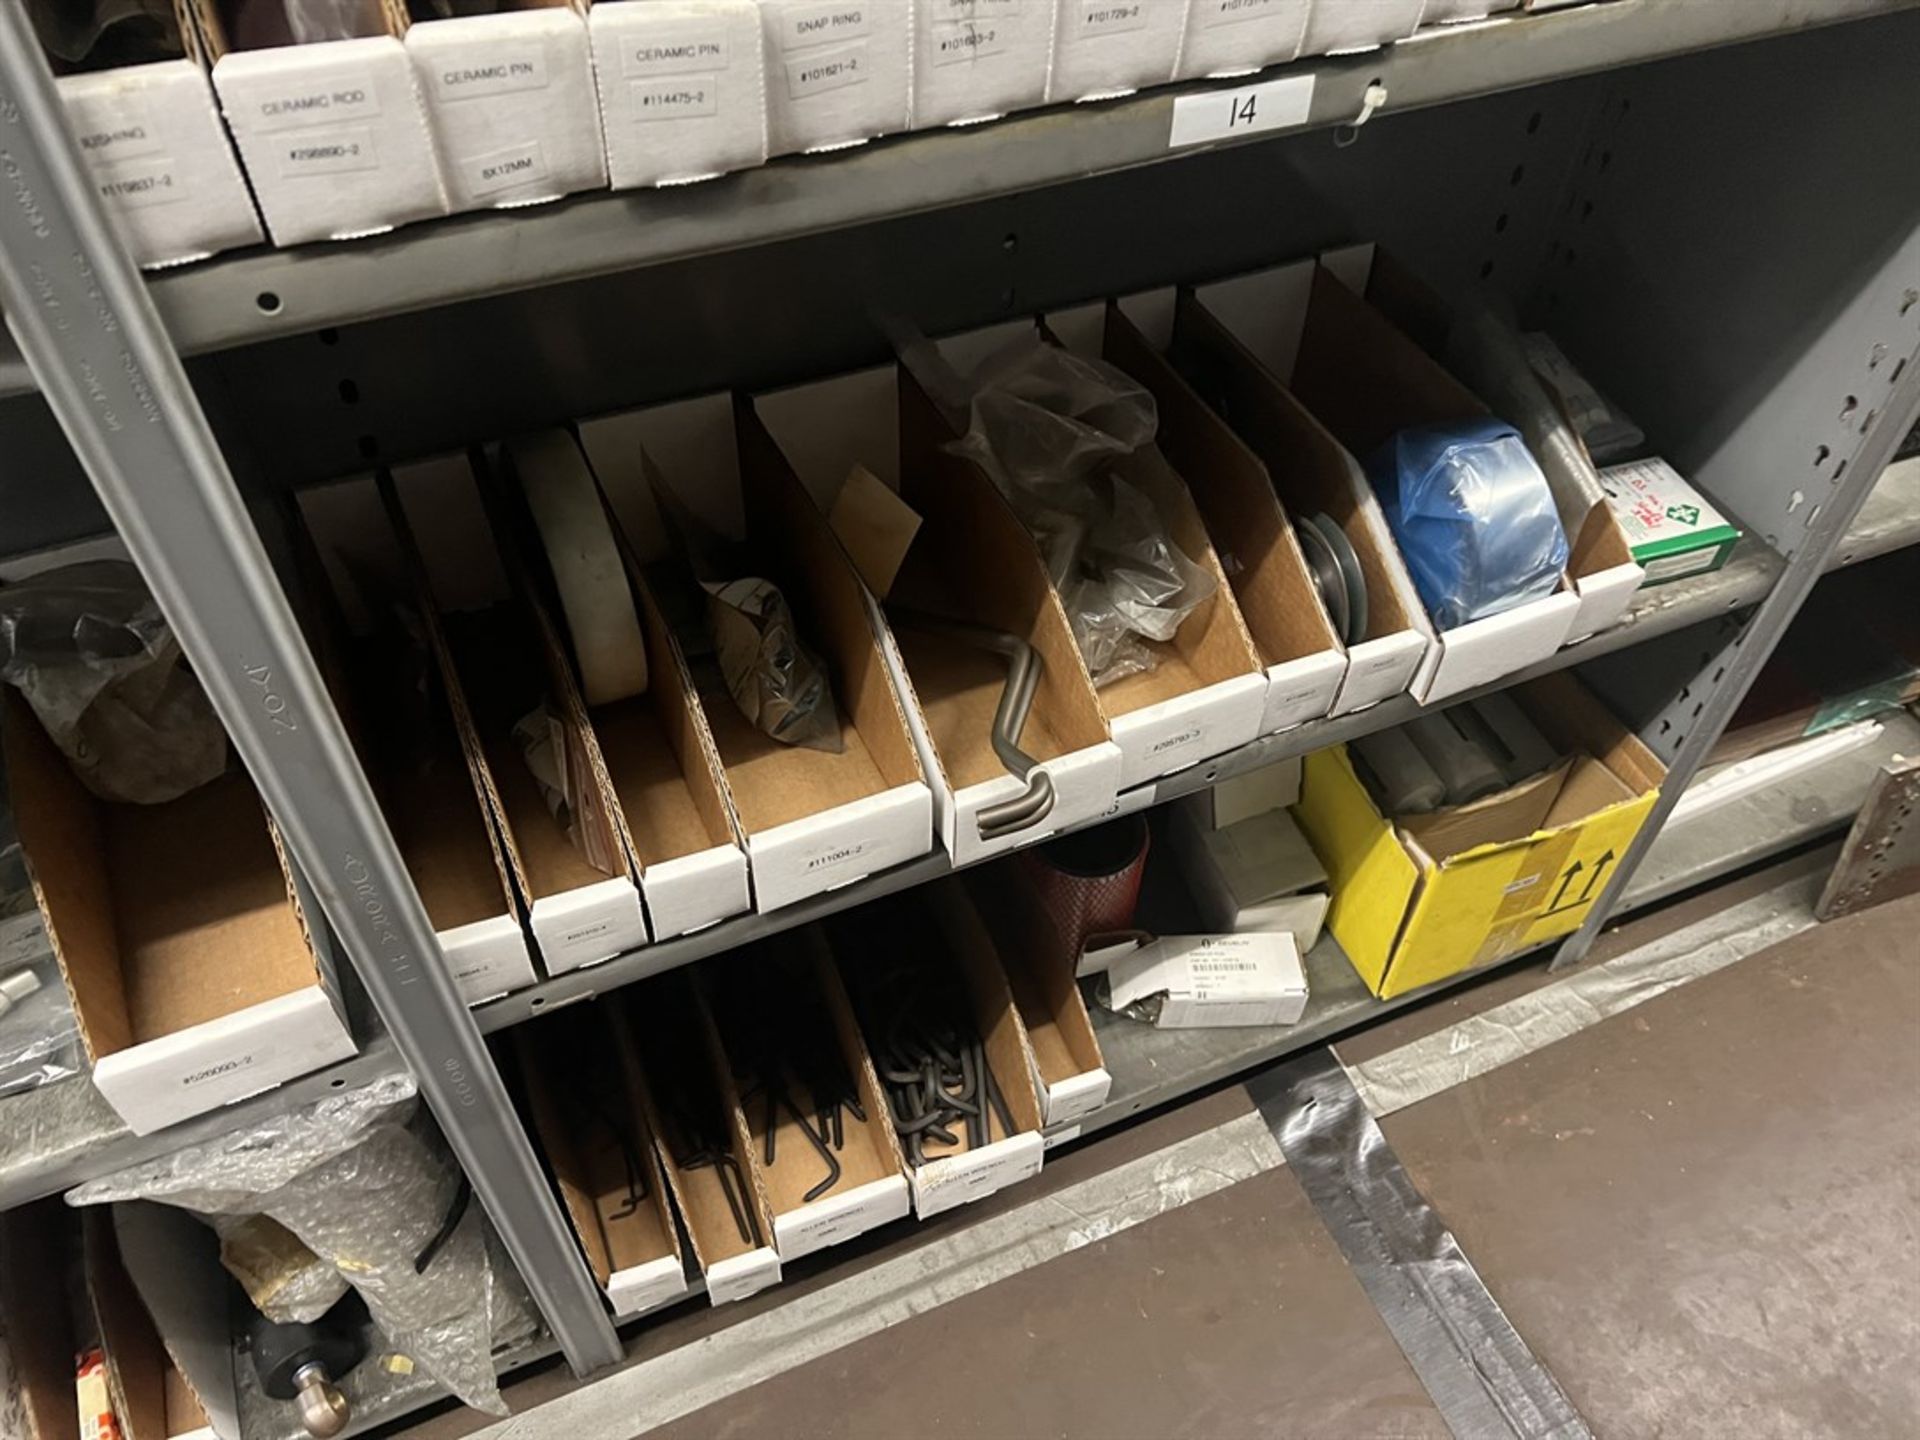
[3,0,1919,1433]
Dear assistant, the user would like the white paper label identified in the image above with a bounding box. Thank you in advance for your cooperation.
[624,30,731,77]
[431,51,550,100]
[277,125,379,177]
[464,139,547,195]
[786,41,871,99]
[930,19,1007,65]
[800,837,869,876]
[1641,547,1719,583]
[74,100,167,161]
[1196,0,1289,27]
[1169,72,1314,148]
[96,156,188,210]
[255,74,381,131]
[779,2,873,51]
[630,76,719,120]
[1077,0,1150,36]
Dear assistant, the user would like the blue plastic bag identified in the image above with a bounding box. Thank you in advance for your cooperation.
[1368,419,1569,631]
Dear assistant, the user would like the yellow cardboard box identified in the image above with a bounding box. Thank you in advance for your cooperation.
[1295,673,1664,998]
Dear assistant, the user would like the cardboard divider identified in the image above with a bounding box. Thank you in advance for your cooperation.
[1343,243,1645,640]
[965,868,1112,1128]
[84,1208,218,1440]
[1003,309,1268,786]
[1172,278,1430,716]
[618,975,782,1305]
[836,883,1046,1219]
[1284,261,1582,702]
[701,931,910,1262]
[497,432,750,940]
[405,0,607,215]
[588,0,768,191]
[2,690,353,1135]
[1295,672,1665,999]
[583,395,933,913]
[514,1005,688,1319]
[1057,295,1348,738]
[748,362,1124,866]
[51,0,263,269]
[294,477,536,1004]
[388,457,648,974]
[192,0,448,245]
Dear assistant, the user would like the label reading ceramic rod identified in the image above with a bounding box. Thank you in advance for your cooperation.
[1168,71,1314,148]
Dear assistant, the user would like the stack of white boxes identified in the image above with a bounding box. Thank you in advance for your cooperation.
[1169,757,1331,953]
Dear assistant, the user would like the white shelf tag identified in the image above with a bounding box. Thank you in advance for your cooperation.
[1168,72,1315,149]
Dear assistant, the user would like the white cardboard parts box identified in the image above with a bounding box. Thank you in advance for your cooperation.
[706,934,912,1263]
[750,363,1126,869]
[1176,275,1432,717]
[1105,931,1310,1029]
[4,693,355,1135]
[499,431,752,942]
[517,1009,690,1321]
[589,0,767,190]
[387,457,652,974]
[1052,294,1348,739]
[581,393,935,914]
[1169,797,1330,950]
[1281,255,1582,702]
[757,0,912,156]
[911,0,1056,130]
[971,873,1114,1128]
[861,884,1047,1220]
[1326,243,1644,644]
[1046,0,1186,104]
[57,41,263,269]
[1299,0,1424,56]
[1173,0,1309,81]
[407,4,607,213]
[623,981,782,1307]
[295,476,538,1006]
[201,0,448,247]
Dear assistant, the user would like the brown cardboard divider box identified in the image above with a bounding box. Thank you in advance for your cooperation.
[294,474,536,1005]
[386,456,650,976]
[515,1005,688,1319]
[701,929,910,1262]
[493,431,751,942]
[619,973,782,1306]
[834,881,1047,1219]
[3,692,354,1136]
[579,393,934,914]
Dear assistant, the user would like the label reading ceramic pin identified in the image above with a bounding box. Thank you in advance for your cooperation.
[432,51,550,100]
[1168,71,1314,148]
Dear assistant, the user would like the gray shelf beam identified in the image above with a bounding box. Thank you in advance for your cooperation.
[0,7,620,1375]
[0,0,1904,404]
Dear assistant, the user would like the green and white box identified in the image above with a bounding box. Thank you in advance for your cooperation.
[1599,459,1741,585]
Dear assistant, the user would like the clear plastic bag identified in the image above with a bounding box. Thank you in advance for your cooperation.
[69,1075,520,1416]
[0,561,227,805]
[944,336,1216,688]
[705,578,843,753]
[210,1213,352,1326]
[1366,419,1570,631]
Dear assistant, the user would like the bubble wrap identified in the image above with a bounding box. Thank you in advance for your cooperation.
[69,1075,523,1415]
[209,1214,350,1326]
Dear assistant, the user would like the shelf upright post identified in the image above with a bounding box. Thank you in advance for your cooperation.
[1553,259,1920,969]
[0,1,623,1376]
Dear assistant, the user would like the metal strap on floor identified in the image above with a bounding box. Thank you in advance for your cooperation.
[1249,1051,1593,1440]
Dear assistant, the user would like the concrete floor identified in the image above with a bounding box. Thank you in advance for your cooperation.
[401,865,1920,1440]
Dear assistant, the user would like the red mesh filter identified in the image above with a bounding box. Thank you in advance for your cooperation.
[1016,815,1151,967]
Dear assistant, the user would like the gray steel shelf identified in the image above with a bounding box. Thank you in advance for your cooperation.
[1,455,1912,1215]
[0,0,1905,402]
[235,647,1898,1440]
